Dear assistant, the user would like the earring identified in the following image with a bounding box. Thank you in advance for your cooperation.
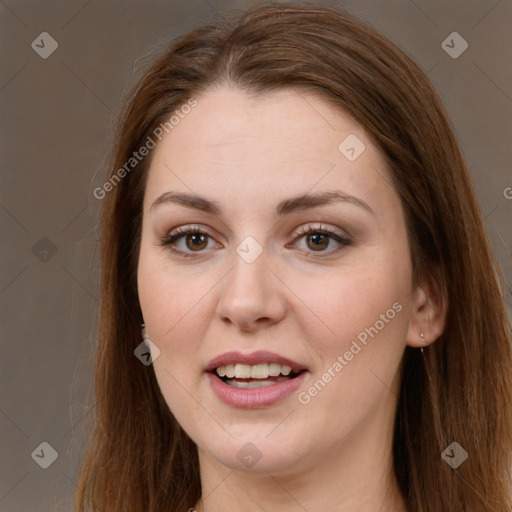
[420,331,424,353]
[141,323,147,340]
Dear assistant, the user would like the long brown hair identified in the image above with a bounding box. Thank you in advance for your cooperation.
[74,4,512,511]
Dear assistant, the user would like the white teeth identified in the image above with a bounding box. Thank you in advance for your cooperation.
[268,363,281,377]
[215,362,297,379]
[251,364,268,379]
[280,365,292,376]
[234,363,252,379]
[225,364,235,378]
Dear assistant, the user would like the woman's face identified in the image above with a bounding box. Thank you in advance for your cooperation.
[137,86,419,475]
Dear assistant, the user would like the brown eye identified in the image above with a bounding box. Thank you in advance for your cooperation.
[185,233,208,251]
[160,226,220,258]
[306,233,330,251]
[292,225,352,256]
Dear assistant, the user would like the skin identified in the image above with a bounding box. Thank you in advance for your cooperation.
[137,86,446,511]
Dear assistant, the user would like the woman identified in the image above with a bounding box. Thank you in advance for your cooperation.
[75,4,512,511]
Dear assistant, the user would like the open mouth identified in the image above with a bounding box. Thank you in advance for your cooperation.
[211,363,304,389]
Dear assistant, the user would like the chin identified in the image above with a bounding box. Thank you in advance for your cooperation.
[216,448,305,475]
[196,428,313,475]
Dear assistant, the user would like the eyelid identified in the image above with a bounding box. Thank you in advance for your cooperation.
[165,224,211,240]
[292,222,350,240]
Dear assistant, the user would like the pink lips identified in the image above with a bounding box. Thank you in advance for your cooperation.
[204,350,308,409]
[206,371,307,409]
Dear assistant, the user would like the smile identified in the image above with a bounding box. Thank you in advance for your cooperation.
[215,362,298,386]
[205,350,308,407]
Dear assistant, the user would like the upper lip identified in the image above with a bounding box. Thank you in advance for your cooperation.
[205,350,308,373]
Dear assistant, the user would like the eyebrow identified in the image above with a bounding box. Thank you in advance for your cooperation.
[149,190,374,216]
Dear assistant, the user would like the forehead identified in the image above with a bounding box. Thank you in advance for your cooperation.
[144,86,399,216]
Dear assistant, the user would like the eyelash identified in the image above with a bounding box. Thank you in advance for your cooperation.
[159,224,352,259]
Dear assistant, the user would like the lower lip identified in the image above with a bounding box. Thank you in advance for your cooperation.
[206,371,308,409]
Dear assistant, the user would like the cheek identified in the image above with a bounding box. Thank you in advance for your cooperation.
[296,261,409,350]
[137,251,210,424]
[138,246,210,338]
[137,252,195,374]
[291,255,412,419]
[292,275,409,431]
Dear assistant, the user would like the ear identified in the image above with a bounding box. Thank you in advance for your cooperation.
[406,267,448,348]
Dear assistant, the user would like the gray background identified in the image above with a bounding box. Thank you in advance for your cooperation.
[1,0,511,510]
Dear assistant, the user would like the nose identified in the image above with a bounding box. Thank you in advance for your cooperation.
[215,249,287,333]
